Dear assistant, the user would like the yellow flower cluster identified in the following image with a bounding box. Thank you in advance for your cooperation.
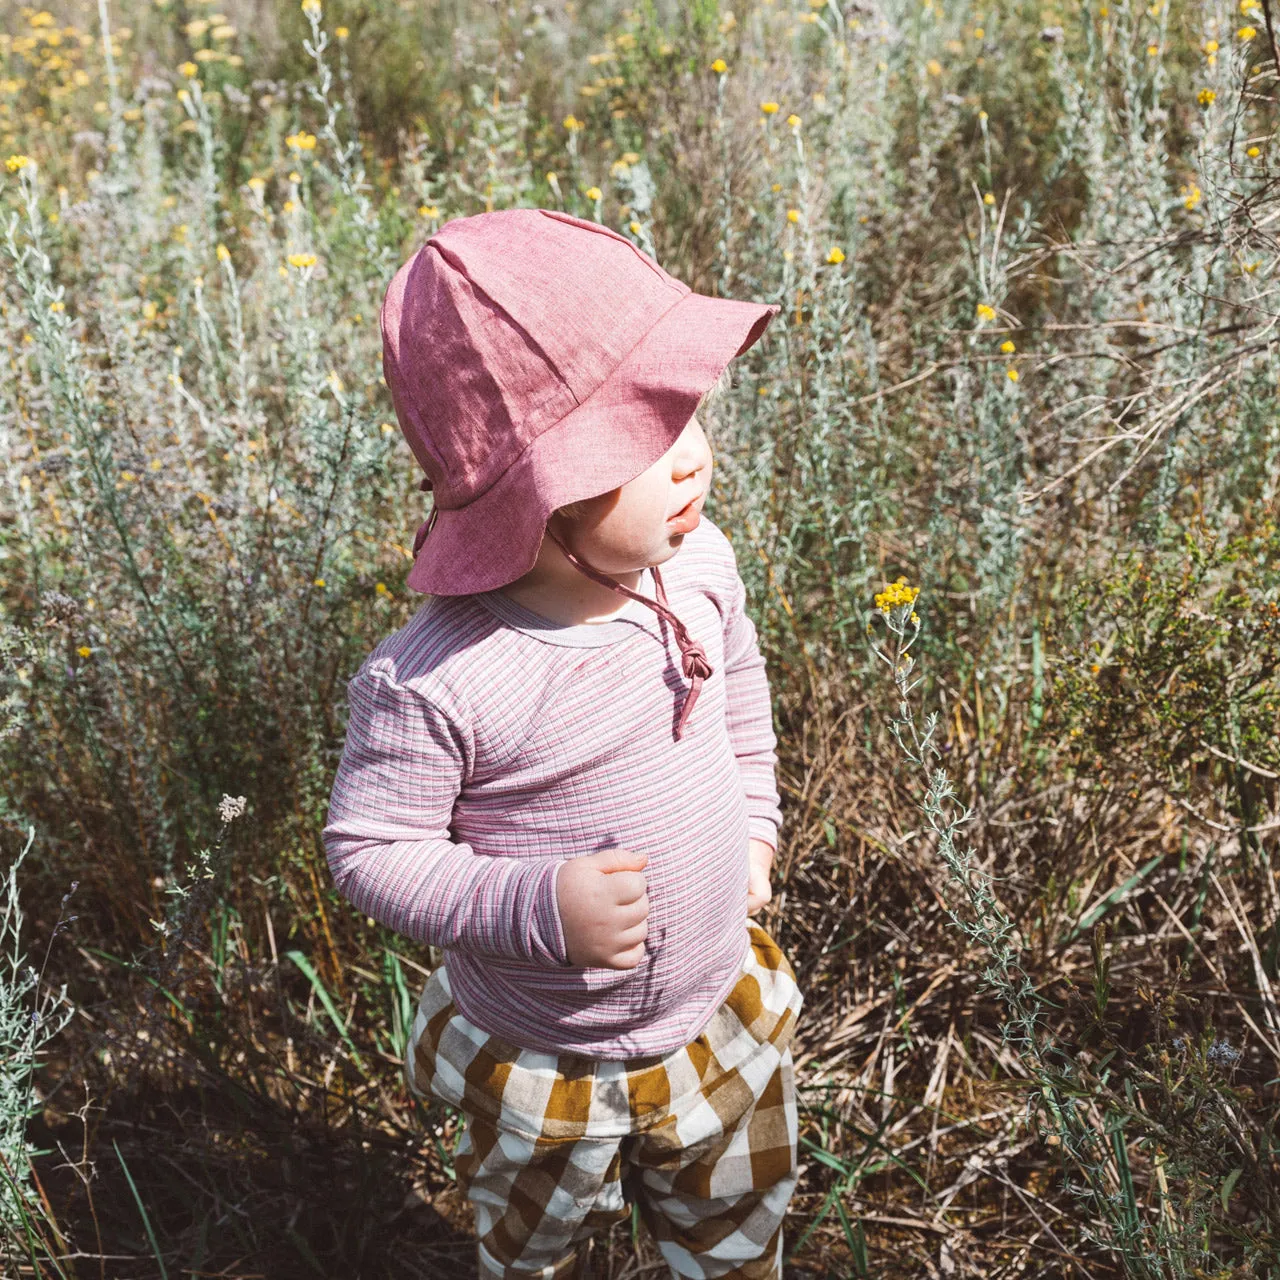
[6,153,31,172]
[286,131,317,151]
[710,58,727,73]
[287,252,317,268]
[976,302,996,322]
[826,246,845,264]
[1197,88,1216,106]
[760,101,779,114]
[875,577,920,615]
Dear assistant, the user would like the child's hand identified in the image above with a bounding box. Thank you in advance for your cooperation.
[747,838,775,915]
[557,847,649,969]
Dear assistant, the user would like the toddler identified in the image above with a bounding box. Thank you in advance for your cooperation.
[323,208,803,1280]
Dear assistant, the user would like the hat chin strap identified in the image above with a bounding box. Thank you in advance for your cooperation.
[542,523,712,742]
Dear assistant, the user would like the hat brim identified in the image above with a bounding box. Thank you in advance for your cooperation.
[405,290,781,596]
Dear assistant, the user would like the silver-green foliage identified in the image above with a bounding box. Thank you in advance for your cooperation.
[0,828,73,1241]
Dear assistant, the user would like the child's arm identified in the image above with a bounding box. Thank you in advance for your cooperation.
[322,664,568,966]
[720,554,784,858]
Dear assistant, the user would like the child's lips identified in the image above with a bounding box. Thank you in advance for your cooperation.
[667,494,703,532]
[669,490,704,518]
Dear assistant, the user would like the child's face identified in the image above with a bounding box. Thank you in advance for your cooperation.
[553,412,713,575]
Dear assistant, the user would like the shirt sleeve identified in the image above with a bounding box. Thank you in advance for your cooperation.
[322,663,569,966]
[719,549,784,852]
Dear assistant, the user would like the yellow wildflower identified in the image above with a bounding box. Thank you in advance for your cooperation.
[760,101,779,114]
[375,582,389,595]
[287,252,317,268]
[629,220,641,234]
[76,645,92,658]
[974,26,985,38]
[1007,368,1019,382]
[289,171,301,182]
[1204,40,1219,54]
[976,303,997,322]
[1248,145,1262,157]
[178,60,198,77]
[926,59,943,76]
[563,114,583,131]
[286,131,317,151]
[30,12,56,27]
[335,25,349,39]
[1239,25,1257,39]
[282,199,296,213]
[710,58,727,73]
[983,192,995,205]
[212,23,236,39]
[874,577,920,614]
[301,0,321,13]
[6,154,31,172]
[1198,88,1216,106]
[418,204,439,218]
[120,470,136,482]
[313,576,325,586]
[585,185,602,200]
[1146,43,1159,56]
[1000,339,1016,353]
[247,176,265,192]
[49,300,64,312]
[826,246,845,264]
[786,113,801,127]
[1183,182,1201,210]
[216,243,230,261]
[787,208,799,223]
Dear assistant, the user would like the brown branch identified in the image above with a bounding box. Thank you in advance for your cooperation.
[1260,0,1280,79]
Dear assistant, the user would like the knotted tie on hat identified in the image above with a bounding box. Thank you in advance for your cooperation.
[542,525,713,741]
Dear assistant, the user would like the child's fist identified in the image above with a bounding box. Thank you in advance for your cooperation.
[747,838,774,915]
[557,847,649,969]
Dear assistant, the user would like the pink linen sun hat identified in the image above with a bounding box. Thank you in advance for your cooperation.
[379,208,781,739]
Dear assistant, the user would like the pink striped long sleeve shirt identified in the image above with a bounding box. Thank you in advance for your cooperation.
[322,515,783,1059]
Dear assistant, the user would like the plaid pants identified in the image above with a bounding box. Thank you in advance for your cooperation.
[406,925,803,1280]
